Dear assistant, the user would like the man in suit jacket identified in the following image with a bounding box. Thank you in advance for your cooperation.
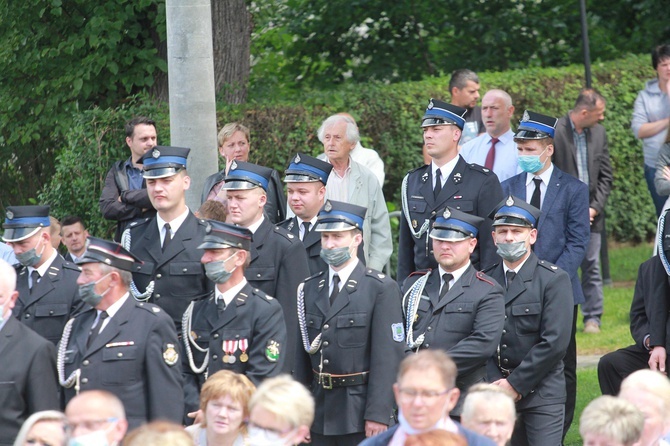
[359,350,495,446]
[279,153,333,275]
[58,236,184,431]
[125,146,213,333]
[401,207,504,417]
[319,114,392,271]
[484,197,573,446]
[398,99,503,282]
[501,110,590,440]
[0,259,59,446]
[60,215,89,264]
[553,88,613,336]
[296,200,405,446]
[181,220,286,416]
[223,160,310,375]
[3,205,81,345]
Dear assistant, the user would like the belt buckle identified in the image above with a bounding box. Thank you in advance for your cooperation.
[320,373,333,389]
[500,367,511,378]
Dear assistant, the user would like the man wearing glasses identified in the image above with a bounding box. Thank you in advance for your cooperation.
[65,390,128,444]
[360,350,494,446]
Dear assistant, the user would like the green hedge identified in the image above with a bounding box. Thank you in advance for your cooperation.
[41,53,656,242]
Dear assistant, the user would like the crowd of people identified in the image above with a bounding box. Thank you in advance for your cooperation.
[2,44,670,446]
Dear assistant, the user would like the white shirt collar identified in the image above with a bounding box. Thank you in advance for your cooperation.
[156,207,190,237]
[216,278,248,307]
[503,253,531,275]
[524,162,554,186]
[431,155,460,186]
[438,261,470,287]
[30,248,58,278]
[247,214,265,234]
[329,258,359,288]
[96,292,130,333]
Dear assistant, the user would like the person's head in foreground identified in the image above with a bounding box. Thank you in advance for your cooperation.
[579,395,644,446]
[393,350,460,432]
[13,411,67,446]
[197,370,256,444]
[404,429,467,446]
[122,421,192,446]
[247,375,314,446]
[461,383,516,446]
[65,390,128,446]
[619,369,670,446]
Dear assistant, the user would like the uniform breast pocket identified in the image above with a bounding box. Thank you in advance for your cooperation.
[443,303,474,333]
[408,199,427,214]
[169,262,206,297]
[306,313,324,339]
[414,298,432,327]
[447,200,474,213]
[133,261,155,277]
[102,345,139,385]
[34,303,69,340]
[512,303,542,336]
[336,313,368,348]
[246,267,276,284]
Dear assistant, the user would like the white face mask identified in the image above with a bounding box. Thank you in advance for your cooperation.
[247,426,295,446]
[68,430,109,446]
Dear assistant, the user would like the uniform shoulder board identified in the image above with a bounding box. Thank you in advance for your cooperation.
[366,268,387,282]
[135,302,162,314]
[273,225,297,242]
[62,262,81,272]
[407,164,428,175]
[475,271,496,286]
[304,270,325,282]
[408,269,431,278]
[277,217,293,228]
[538,260,560,272]
[467,163,495,175]
[195,217,209,227]
[129,217,151,228]
[481,263,500,275]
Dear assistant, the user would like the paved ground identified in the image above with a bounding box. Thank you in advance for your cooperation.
[577,355,602,369]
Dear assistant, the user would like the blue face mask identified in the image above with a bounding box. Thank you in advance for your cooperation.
[517,147,548,173]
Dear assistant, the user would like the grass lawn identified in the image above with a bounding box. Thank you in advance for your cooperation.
[563,242,653,445]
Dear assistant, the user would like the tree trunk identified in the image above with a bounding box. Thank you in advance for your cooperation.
[211,0,251,104]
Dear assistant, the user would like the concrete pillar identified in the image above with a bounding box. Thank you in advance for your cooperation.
[166,0,218,211]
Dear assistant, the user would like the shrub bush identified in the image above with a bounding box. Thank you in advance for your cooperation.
[41,54,656,242]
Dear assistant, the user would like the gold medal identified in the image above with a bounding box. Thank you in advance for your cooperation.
[412,219,418,228]
[222,355,230,363]
[240,352,249,362]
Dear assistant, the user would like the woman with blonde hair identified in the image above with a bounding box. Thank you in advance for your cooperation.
[186,370,256,446]
[13,411,66,446]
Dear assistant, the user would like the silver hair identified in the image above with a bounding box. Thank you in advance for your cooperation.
[317,114,360,144]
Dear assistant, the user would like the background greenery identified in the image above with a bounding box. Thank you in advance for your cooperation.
[39,54,657,242]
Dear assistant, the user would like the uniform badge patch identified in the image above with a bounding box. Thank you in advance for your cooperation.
[152,148,161,158]
[392,323,405,342]
[163,343,179,366]
[265,340,280,362]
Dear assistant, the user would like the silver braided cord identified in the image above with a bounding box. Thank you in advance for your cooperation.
[182,301,209,375]
[57,318,80,389]
[297,283,321,354]
[121,228,154,301]
[402,274,429,350]
[401,174,431,240]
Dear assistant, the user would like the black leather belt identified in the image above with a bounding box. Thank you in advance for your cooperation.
[313,370,369,389]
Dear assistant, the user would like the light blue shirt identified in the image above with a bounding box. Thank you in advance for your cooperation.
[460,129,519,182]
[0,242,17,266]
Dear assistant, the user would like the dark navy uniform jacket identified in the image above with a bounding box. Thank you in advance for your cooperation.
[398,156,502,282]
[484,252,573,410]
[126,212,213,332]
[278,217,328,276]
[181,283,287,415]
[61,297,184,431]
[14,255,82,344]
[245,217,310,374]
[401,264,504,415]
[296,261,406,436]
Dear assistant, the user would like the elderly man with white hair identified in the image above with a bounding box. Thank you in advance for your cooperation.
[318,114,392,271]
[619,369,670,446]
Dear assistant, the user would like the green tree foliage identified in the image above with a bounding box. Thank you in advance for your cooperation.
[43,55,656,243]
[0,0,166,207]
[266,0,670,89]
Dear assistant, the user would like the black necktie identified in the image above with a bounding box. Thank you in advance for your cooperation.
[439,273,454,299]
[217,298,226,315]
[87,311,109,348]
[301,222,310,241]
[163,223,172,252]
[531,177,542,209]
[30,270,40,293]
[506,271,516,290]
[330,274,340,305]
[434,169,442,199]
